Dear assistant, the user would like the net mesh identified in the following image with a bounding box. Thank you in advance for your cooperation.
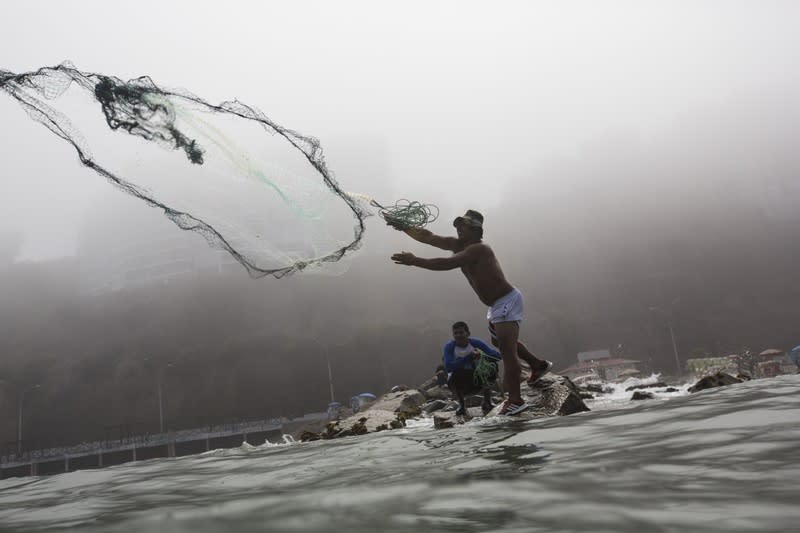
[1,62,369,278]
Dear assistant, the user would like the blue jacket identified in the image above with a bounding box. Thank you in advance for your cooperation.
[442,337,501,373]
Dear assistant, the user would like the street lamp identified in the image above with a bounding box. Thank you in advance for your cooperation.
[143,359,173,433]
[1,381,40,455]
[157,363,174,433]
[649,303,682,376]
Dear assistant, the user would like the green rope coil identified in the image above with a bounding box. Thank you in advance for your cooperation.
[473,350,499,387]
[371,198,439,230]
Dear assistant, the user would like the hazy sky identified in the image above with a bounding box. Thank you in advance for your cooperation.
[1,0,798,260]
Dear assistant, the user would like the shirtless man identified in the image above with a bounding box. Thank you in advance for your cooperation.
[390,209,552,415]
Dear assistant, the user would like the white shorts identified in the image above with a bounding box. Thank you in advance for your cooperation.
[486,288,524,325]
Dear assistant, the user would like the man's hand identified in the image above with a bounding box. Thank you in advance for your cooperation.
[385,217,406,231]
[391,251,417,266]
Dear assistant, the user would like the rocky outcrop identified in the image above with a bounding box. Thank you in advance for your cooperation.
[688,372,743,393]
[485,373,590,419]
[631,391,655,400]
[299,389,426,441]
[299,373,589,440]
[369,389,426,416]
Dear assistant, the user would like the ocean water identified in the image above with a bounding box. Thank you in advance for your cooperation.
[1,375,798,532]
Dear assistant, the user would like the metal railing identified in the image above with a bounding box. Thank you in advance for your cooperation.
[1,417,285,467]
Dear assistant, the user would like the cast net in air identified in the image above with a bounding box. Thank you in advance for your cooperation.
[1,62,370,278]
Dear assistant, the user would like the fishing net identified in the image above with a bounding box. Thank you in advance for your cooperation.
[0,62,371,278]
[371,199,438,230]
[473,350,499,387]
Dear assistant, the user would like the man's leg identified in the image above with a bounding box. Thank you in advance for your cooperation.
[481,387,494,414]
[489,329,545,371]
[520,340,554,385]
[449,369,470,415]
[455,391,466,415]
[493,321,523,404]
[517,341,544,369]
[481,362,499,413]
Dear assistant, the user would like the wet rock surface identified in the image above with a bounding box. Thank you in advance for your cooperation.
[626,382,667,392]
[688,372,743,393]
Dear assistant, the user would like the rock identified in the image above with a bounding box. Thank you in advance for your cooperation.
[532,375,590,416]
[631,391,655,400]
[625,382,667,392]
[579,392,594,400]
[299,430,321,442]
[464,394,488,408]
[300,389,425,441]
[486,374,590,419]
[433,413,456,429]
[368,389,426,417]
[421,386,452,401]
[663,387,679,393]
[390,384,409,392]
[688,372,743,393]
[422,399,448,413]
[418,376,438,391]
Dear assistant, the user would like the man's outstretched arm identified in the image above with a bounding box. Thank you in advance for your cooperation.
[391,244,483,271]
[390,225,459,252]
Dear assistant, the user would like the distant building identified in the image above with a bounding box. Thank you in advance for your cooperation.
[76,192,243,294]
[559,349,641,381]
[685,356,739,377]
[755,349,793,377]
[687,350,793,378]
[577,349,611,363]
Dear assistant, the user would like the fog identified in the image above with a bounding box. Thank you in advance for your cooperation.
[1,1,799,449]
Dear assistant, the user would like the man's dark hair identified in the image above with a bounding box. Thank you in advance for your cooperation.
[452,321,470,333]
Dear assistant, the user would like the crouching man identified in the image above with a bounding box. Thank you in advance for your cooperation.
[443,321,501,416]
